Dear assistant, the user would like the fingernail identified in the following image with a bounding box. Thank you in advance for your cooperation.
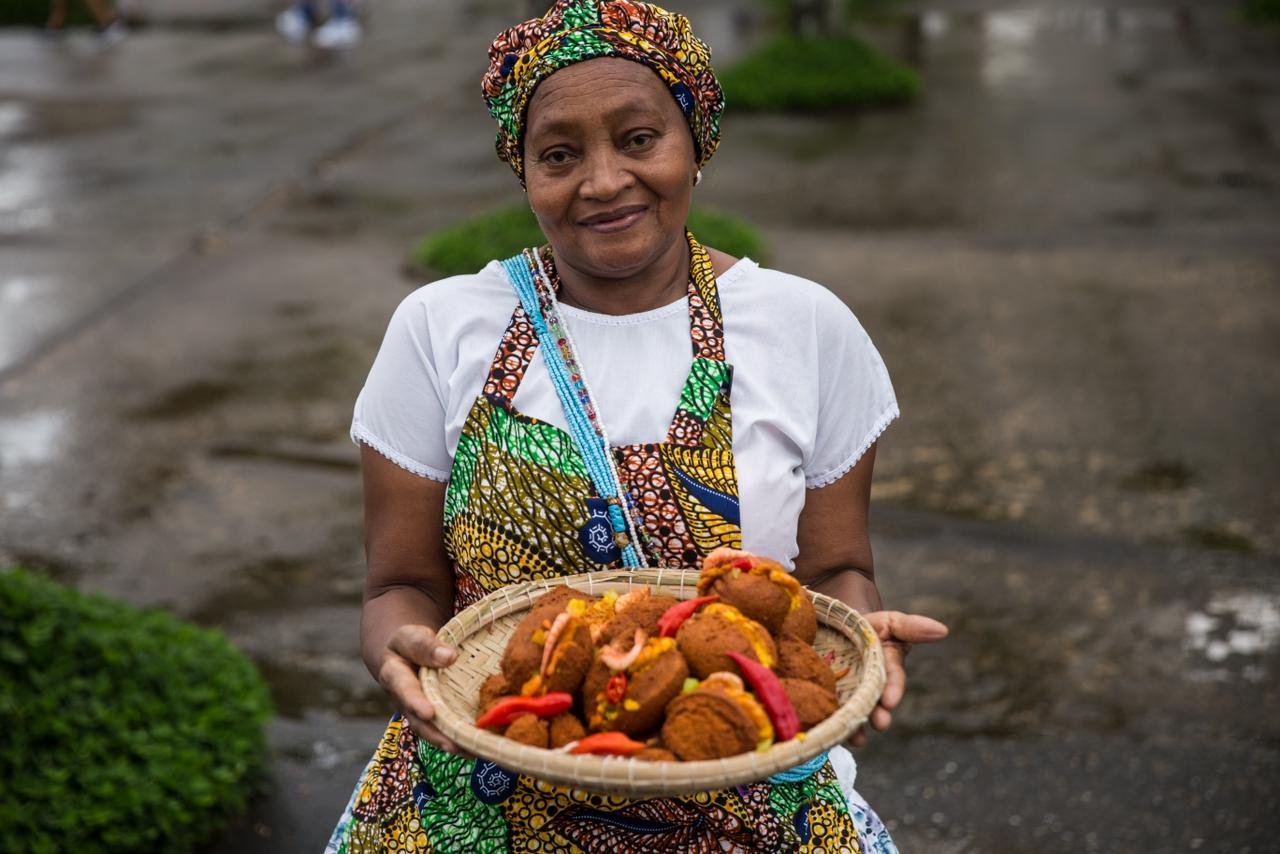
[431,646,455,666]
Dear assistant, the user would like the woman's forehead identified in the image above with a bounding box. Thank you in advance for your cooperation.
[526,59,674,136]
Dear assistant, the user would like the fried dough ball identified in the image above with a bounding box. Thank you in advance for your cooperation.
[709,572,792,635]
[504,713,550,748]
[775,638,837,696]
[598,595,679,645]
[780,677,838,731]
[548,712,587,748]
[582,642,688,736]
[662,691,762,760]
[477,672,510,716]
[779,588,818,644]
[635,747,678,762]
[676,604,776,679]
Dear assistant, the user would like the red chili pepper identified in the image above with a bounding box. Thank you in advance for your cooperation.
[605,673,628,704]
[657,594,720,638]
[474,692,573,730]
[732,557,754,570]
[727,652,801,742]
[568,732,647,756]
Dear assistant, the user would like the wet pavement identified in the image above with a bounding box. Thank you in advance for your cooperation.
[1,0,1278,851]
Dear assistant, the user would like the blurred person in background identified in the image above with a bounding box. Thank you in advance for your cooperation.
[276,0,362,49]
[45,0,127,45]
[326,1,946,851]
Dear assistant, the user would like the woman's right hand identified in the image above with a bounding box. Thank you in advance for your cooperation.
[376,624,461,753]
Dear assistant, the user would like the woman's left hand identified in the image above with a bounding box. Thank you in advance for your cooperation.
[848,610,948,747]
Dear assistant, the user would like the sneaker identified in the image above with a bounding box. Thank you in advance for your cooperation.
[94,19,129,48]
[275,6,311,44]
[312,16,361,49]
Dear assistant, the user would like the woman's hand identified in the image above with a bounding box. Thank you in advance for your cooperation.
[848,610,948,747]
[376,624,461,753]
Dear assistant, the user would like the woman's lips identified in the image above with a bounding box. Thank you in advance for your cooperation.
[580,206,647,234]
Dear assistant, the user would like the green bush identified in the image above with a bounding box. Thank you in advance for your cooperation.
[0,568,272,853]
[1244,0,1280,23]
[1,0,93,27]
[721,35,920,111]
[410,205,768,277]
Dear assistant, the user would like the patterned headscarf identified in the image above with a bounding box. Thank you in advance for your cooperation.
[482,0,724,184]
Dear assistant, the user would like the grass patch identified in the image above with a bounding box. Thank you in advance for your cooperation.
[1244,0,1280,23]
[1182,525,1256,554]
[1,0,92,27]
[0,567,272,852]
[409,205,767,277]
[721,34,920,111]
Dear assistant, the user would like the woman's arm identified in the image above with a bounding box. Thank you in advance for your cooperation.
[792,444,882,613]
[792,442,947,745]
[359,445,461,752]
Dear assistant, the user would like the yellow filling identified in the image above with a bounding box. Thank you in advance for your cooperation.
[697,555,804,613]
[704,604,776,669]
[704,682,774,744]
[590,637,677,727]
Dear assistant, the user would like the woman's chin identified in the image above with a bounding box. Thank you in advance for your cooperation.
[571,226,679,277]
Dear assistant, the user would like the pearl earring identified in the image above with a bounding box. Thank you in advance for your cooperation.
[694,169,703,187]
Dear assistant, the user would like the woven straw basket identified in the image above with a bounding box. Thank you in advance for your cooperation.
[420,568,885,797]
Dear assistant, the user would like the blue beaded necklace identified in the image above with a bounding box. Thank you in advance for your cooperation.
[501,248,648,568]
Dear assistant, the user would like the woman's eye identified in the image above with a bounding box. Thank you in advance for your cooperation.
[542,149,574,165]
[627,133,654,148]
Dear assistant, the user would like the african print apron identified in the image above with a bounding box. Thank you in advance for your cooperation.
[328,238,877,853]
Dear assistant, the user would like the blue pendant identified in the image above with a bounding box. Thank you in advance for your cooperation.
[579,497,621,564]
[470,760,516,805]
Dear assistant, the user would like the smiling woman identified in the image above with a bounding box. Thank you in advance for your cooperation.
[326,1,945,852]
[523,60,698,300]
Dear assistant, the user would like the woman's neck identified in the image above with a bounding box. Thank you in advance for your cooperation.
[553,237,690,316]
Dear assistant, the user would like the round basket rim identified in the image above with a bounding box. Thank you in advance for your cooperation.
[420,569,885,797]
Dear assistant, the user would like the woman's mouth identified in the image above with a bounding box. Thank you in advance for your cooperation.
[579,205,647,234]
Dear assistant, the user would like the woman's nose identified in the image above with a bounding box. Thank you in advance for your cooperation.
[579,149,634,200]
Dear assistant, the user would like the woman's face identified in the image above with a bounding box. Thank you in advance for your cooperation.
[523,58,698,281]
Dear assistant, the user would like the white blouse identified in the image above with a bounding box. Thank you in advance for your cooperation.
[351,257,898,569]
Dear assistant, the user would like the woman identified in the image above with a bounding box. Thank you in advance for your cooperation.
[328,1,946,851]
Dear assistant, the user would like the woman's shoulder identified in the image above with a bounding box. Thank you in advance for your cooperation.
[718,260,862,329]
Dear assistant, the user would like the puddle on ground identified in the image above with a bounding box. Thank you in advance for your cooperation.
[0,409,67,470]
[1185,592,1279,683]
[0,146,58,234]
[255,656,388,719]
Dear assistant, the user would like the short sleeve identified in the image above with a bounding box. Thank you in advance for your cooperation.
[350,296,452,481]
[803,293,899,488]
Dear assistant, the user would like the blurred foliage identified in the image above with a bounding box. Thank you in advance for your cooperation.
[1244,0,1280,22]
[0,567,272,853]
[0,0,93,27]
[721,35,920,111]
[410,205,767,277]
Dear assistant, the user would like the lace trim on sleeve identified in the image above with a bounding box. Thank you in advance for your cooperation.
[804,402,900,489]
[350,422,450,483]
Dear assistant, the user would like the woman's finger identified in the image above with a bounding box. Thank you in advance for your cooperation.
[879,641,908,711]
[871,611,949,645]
[848,726,867,748]
[869,703,892,732]
[404,711,460,754]
[378,652,436,723]
[388,624,457,668]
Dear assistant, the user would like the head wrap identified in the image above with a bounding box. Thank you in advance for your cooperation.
[482,0,724,183]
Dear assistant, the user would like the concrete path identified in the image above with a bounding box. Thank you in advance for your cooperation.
[1,0,1277,851]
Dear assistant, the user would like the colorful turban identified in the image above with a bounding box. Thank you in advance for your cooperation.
[482,0,725,183]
